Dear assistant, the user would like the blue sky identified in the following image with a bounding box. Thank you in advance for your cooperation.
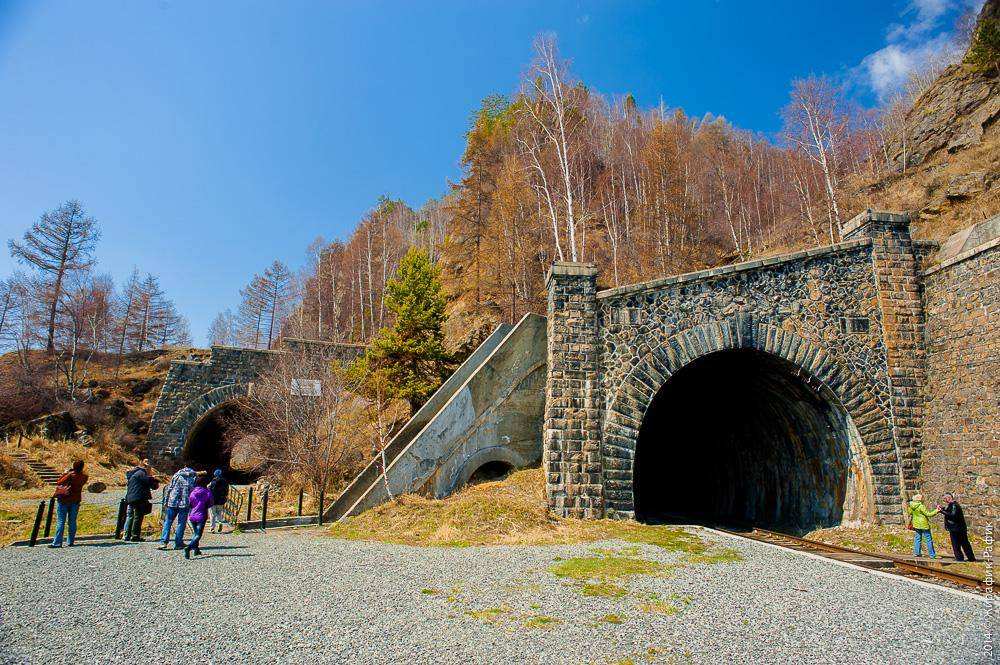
[0,1,975,344]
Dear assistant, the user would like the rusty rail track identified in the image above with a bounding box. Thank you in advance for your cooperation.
[714,526,993,593]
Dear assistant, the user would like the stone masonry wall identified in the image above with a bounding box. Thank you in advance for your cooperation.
[843,211,928,494]
[542,211,939,525]
[146,339,366,467]
[146,346,278,463]
[922,242,998,528]
[596,239,903,522]
[544,263,605,518]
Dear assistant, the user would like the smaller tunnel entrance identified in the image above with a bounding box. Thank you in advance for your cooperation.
[633,349,873,534]
[467,460,514,486]
[183,403,260,484]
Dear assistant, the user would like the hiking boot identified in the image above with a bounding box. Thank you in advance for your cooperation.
[47,544,61,549]
[184,547,191,560]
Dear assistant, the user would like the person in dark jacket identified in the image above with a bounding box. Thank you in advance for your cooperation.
[49,460,87,548]
[937,493,976,562]
[207,469,230,533]
[122,460,159,542]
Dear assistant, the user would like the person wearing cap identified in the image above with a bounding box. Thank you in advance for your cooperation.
[208,469,230,533]
[906,493,939,559]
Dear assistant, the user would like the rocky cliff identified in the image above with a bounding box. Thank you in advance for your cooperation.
[859,0,999,243]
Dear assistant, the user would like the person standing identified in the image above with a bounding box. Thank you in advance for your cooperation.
[49,460,87,548]
[122,460,159,541]
[907,493,939,559]
[938,493,976,562]
[184,474,214,559]
[208,469,230,533]
[158,465,197,550]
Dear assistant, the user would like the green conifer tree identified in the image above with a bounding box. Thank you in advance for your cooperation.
[352,247,452,414]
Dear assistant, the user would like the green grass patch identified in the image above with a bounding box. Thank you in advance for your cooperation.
[638,592,692,616]
[420,588,440,595]
[523,614,561,629]
[551,554,667,581]
[600,613,626,624]
[1,504,115,546]
[681,547,742,565]
[580,581,629,597]
[466,605,511,622]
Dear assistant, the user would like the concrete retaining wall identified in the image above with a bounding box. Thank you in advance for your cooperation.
[332,313,547,520]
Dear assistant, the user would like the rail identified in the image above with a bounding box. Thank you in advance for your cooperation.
[715,526,992,593]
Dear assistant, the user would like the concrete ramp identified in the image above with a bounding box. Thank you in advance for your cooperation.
[326,313,547,521]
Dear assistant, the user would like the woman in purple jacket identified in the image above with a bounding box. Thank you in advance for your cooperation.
[184,473,214,559]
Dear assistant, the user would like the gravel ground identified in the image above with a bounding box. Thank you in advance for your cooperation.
[0,527,989,664]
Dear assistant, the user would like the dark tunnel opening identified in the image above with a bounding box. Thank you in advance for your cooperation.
[467,460,514,486]
[633,349,873,534]
[183,403,260,485]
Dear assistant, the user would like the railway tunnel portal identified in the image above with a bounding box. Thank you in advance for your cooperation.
[544,210,933,529]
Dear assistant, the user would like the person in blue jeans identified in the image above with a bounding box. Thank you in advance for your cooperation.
[158,466,197,550]
[49,460,88,548]
[907,493,939,558]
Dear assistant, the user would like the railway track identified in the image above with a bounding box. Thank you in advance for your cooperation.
[713,526,993,594]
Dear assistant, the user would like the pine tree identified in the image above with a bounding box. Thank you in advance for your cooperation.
[352,247,452,414]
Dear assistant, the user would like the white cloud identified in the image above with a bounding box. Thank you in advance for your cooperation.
[864,45,914,97]
[858,0,983,100]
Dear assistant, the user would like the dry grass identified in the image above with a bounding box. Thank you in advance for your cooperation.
[0,503,118,547]
[0,452,41,490]
[328,467,725,554]
[853,132,1000,245]
[16,435,139,486]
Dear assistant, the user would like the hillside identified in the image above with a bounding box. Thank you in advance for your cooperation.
[0,347,205,460]
[858,0,999,244]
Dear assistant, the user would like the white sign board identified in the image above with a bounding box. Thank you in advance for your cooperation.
[290,379,322,397]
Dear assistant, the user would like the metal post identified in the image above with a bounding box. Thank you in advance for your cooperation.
[43,498,56,538]
[29,501,45,547]
[261,489,269,530]
[246,487,254,522]
[318,489,324,526]
[114,499,127,539]
[297,489,303,517]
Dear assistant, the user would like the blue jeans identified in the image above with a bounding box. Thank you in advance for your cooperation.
[186,520,206,552]
[52,502,80,546]
[913,528,936,558]
[160,506,189,547]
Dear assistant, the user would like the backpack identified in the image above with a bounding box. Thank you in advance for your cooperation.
[904,505,914,531]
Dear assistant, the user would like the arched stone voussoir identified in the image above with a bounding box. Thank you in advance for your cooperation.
[165,383,250,455]
[602,317,895,518]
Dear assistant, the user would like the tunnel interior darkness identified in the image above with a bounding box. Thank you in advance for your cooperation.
[183,403,259,484]
[633,349,872,534]
[467,460,514,486]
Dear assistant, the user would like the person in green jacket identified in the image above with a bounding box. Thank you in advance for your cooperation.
[907,493,939,558]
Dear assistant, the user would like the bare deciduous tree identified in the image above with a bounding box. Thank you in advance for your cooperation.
[233,349,366,496]
[8,200,100,352]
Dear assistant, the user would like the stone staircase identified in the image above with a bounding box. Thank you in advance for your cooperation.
[7,450,63,485]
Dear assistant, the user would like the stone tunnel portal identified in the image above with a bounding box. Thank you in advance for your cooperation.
[633,349,874,534]
[182,402,259,484]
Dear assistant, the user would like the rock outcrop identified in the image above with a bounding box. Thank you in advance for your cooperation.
[896,63,998,169]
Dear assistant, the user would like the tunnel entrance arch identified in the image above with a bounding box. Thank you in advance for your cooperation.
[599,320,895,524]
[632,348,874,533]
[159,383,261,483]
[181,401,260,484]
